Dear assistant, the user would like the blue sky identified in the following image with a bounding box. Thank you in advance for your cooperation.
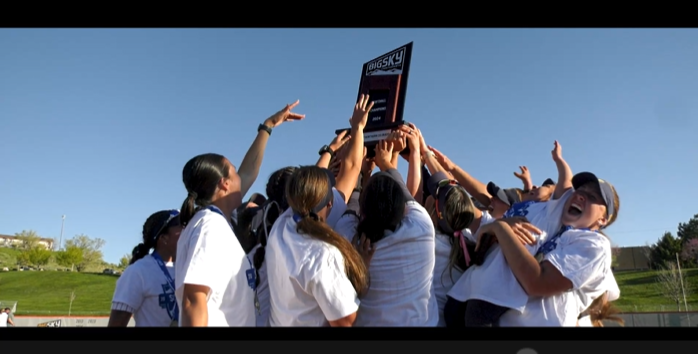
[1,28,696,264]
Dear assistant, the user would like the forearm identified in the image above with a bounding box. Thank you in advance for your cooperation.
[553,157,573,199]
[405,150,421,197]
[237,124,272,197]
[316,153,332,169]
[493,222,543,295]
[450,166,491,207]
[521,178,533,191]
[390,152,399,168]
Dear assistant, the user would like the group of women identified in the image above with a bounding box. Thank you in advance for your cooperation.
[108,95,624,327]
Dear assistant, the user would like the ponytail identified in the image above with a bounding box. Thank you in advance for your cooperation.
[579,291,625,327]
[296,215,370,297]
[130,243,151,265]
[180,191,199,228]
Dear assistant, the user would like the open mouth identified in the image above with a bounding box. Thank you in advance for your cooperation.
[568,202,583,216]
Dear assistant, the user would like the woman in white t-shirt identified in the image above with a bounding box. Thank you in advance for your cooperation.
[175,101,305,327]
[109,209,182,327]
[334,132,438,326]
[234,166,297,327]
[266,166,372,326]
[473,168,621,327]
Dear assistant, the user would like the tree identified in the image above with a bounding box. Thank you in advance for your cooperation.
[649,232,683,269]
[681,239,698,265]
[13,230,41,250]
[654,262,693,311]
[677,214,698,244]
[55,246,84,270]
[18,248,53,267]
[118,254,131,269]
[64,234,106,272]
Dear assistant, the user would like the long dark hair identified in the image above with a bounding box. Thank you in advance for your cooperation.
[130,210,180,265]
[356,173,407,244]
[286,166,369,296]
[179,153,230,228]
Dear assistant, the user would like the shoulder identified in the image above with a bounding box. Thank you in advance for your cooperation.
[120,256,151,279]
[561,229,610,248]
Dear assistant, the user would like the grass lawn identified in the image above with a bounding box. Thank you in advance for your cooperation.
[0,271,117,316]
[613,268,698,312]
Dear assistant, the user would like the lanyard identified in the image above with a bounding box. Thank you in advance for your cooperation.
[151,252,179,321]
[535,225,595,260]
[205,205,261,314]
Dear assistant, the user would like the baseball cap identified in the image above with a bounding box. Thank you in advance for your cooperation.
[486,181,519,207]
[571,172,616,220]
[541,178,555,186]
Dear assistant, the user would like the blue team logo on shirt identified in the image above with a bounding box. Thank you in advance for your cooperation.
[504,200,536,218]
[158,283,177,320]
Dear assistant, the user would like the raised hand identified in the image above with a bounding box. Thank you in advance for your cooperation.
[428,146,456,172]
[374,139,396,171]
[513,166,530,182]
[386,130,407,153]
[405,123,420,152]
[551,140,562,162]
[330,129,352,152]
[350,94,374,130]
[264,100,305,128]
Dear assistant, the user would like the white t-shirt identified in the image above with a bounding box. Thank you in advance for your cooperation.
[447,192,572,311]
[266,207,359,326]
[0,312,7,327]
[175,205,256,327]
[334,201,439,327]
[111,254,177,326]
[499,227,613,327]
[433,232,464,327]
[248,244,270,327]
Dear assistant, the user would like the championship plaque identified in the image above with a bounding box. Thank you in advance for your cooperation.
[336,42,414,157]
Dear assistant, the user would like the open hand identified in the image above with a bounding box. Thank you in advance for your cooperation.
[386,130,407,153]
[350,94,374,130]
[428,146,456,172]
[499,217,541,246]
[513,166,530,182]
[329,130,351,152]
[264,100,305,128]
[374,139,396,171]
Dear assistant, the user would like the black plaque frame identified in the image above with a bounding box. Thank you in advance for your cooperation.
[336,42,414,157]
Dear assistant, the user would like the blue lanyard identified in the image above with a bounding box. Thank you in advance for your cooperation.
[151,252,179,321]
[536,225,596,258]
[205,206,257,291]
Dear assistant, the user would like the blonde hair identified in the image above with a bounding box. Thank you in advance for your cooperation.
[580,291,624,327]
[286,166,370,296]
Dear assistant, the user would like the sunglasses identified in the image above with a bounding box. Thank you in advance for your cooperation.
[151,210,180,243]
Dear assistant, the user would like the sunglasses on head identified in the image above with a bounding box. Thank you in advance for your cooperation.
[151,210,180,243]
[434,179,459,220]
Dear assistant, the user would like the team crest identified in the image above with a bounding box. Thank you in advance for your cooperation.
[158,283,177,320]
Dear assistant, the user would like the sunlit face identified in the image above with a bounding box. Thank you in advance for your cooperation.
[224,160,243,208]
[489,196,510,218]
[561,183,608,230]
[525,184,555,202]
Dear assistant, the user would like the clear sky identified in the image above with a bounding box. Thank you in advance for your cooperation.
[1,28,696,264]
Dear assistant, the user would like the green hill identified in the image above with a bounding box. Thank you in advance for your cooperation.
[0,271,117,316]
[1,244,697,315]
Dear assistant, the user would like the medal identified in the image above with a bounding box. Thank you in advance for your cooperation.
[254,293,261,315]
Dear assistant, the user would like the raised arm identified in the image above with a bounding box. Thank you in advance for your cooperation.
[551,140,573,200]
[334,94,373,203]
[513,166,534,191]
[428,146,491,208]
[403,123,423,198]
[316,130,351,169]
[237,100,305,197]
